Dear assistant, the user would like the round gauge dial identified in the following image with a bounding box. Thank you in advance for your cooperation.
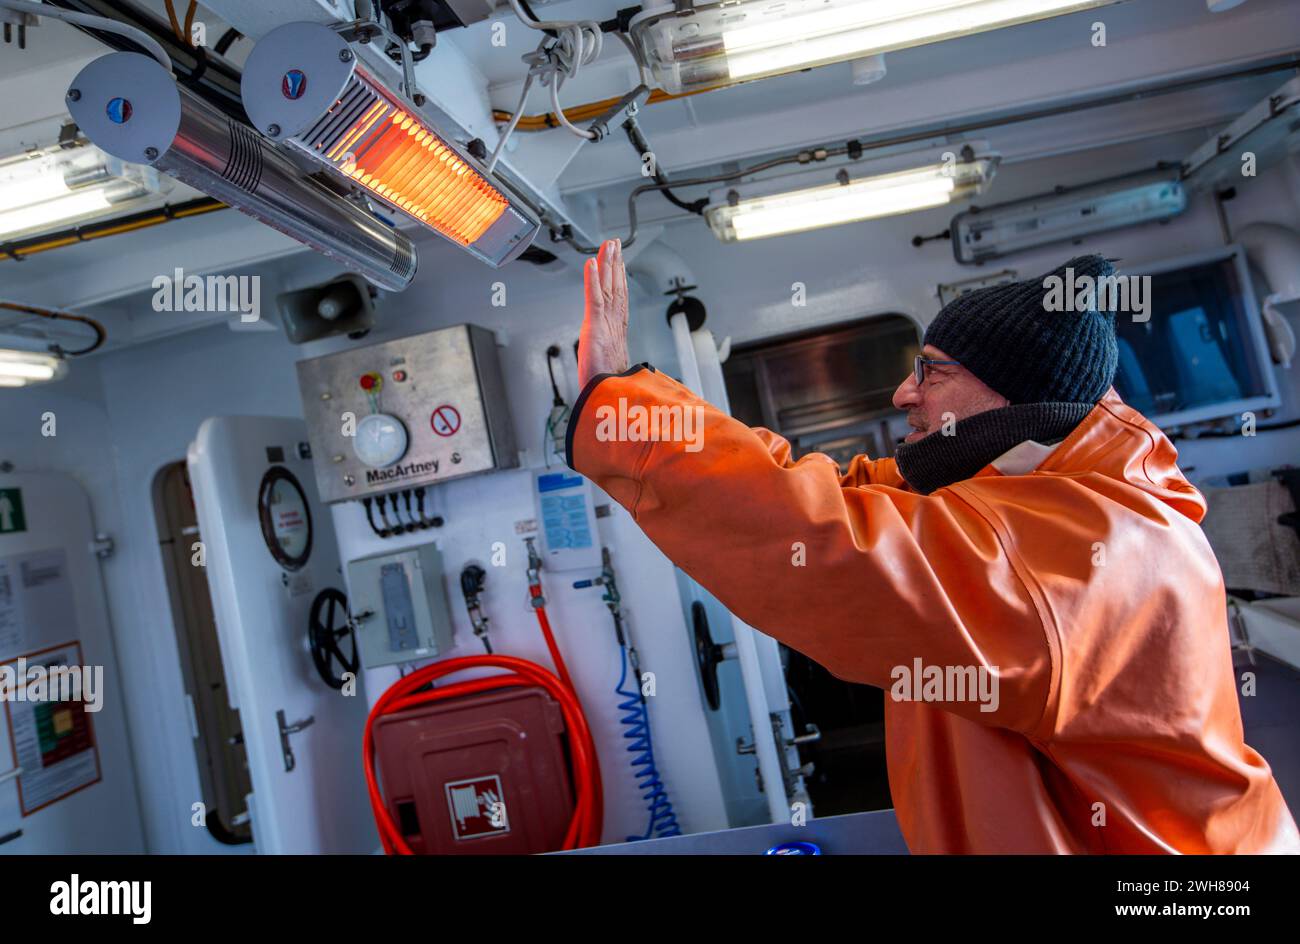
[257,466,313,571]
[354,413,408,468]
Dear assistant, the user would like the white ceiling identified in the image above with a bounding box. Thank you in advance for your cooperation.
[0,0,1297,313]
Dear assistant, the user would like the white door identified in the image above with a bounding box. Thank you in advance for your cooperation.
[0,470,144,852]
[188,416,375,854]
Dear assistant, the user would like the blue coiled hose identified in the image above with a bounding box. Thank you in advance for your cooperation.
[616,644,681,841]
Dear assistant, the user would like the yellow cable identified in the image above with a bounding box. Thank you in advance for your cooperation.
[493,87,705,132]
[183,2,198,47]
[163,0,183,41]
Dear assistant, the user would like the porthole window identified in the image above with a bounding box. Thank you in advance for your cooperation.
[257,466,313,571]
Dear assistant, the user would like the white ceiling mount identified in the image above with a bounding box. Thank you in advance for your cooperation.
[1182,75,1300,193]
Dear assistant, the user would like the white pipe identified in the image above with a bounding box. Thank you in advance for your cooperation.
[692,328,731,411]
[672,315,790,825]
[627,241,697,300]
[669,312,704,396]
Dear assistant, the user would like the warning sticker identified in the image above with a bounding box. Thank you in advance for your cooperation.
[430,405,461,437]
[444,774,509,840]
[0,489,25,535]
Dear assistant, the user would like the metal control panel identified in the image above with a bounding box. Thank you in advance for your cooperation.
[346,543,454,669]
[296,325,518,504]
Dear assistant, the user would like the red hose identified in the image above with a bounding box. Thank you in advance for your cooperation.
[364,597,603,853]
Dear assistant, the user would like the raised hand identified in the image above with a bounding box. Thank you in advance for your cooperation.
[578,238,630,387]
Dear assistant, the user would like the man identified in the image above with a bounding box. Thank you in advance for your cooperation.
[568,238,1299,854]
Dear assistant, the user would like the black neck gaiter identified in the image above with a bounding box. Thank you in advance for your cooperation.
[893,401,1095,495]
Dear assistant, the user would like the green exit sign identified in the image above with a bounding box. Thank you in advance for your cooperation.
[0,488,26,534]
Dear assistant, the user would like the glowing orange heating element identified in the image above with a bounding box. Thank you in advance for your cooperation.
[323,100,508,245]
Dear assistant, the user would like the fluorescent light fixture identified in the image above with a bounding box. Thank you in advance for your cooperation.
[240,22,539,268]
[950,171,1186,263]
[706,144,998,242]
[0,349,67,388]
[0,143,165,240]
[630,0,1123,94]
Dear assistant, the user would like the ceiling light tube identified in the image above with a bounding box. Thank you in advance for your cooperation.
[950,171,1187,263]
[0,349,67,388]
[706,144,999,243]
[240,21,539,268]
[0,143,163,240]
[66,52,418,292]
[631,0,1123,94]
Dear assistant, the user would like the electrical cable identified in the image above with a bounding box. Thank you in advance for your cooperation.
[362,496,389,538]
[624,118,708,216]
[0,300,106,356]
[182,0,195,46]
[613,30,651,87]
[162,0,181,40]
[46,0,248,122]
[546,345,565,405]
[487,72,535,175]
[487,0,604,174]
[0,0,173,72]
[553,145,842,253]
[213,26,239,54]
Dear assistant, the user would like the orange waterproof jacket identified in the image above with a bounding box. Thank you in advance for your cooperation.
[567,364,1300,854]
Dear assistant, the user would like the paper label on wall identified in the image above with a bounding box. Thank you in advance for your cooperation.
[0,549,76,661]
[537,473,593,551]
[285,571,314,598]
[3,641,101,815]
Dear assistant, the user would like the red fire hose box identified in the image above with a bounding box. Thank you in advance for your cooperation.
[372,685,576,854]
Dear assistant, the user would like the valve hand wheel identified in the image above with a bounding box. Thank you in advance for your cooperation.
[309,587,360,690]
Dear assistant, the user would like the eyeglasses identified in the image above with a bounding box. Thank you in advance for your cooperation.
[914,354,960,385]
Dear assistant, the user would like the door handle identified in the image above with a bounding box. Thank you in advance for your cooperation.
[276,710,316,772]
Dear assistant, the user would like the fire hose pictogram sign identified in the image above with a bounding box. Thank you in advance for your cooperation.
[445,774,509,840]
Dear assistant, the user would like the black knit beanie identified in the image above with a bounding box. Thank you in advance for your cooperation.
[923,254,1120,405]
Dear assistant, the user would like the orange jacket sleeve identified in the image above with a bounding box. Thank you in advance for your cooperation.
[567,365,1055,734]
[751,427,903,489]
